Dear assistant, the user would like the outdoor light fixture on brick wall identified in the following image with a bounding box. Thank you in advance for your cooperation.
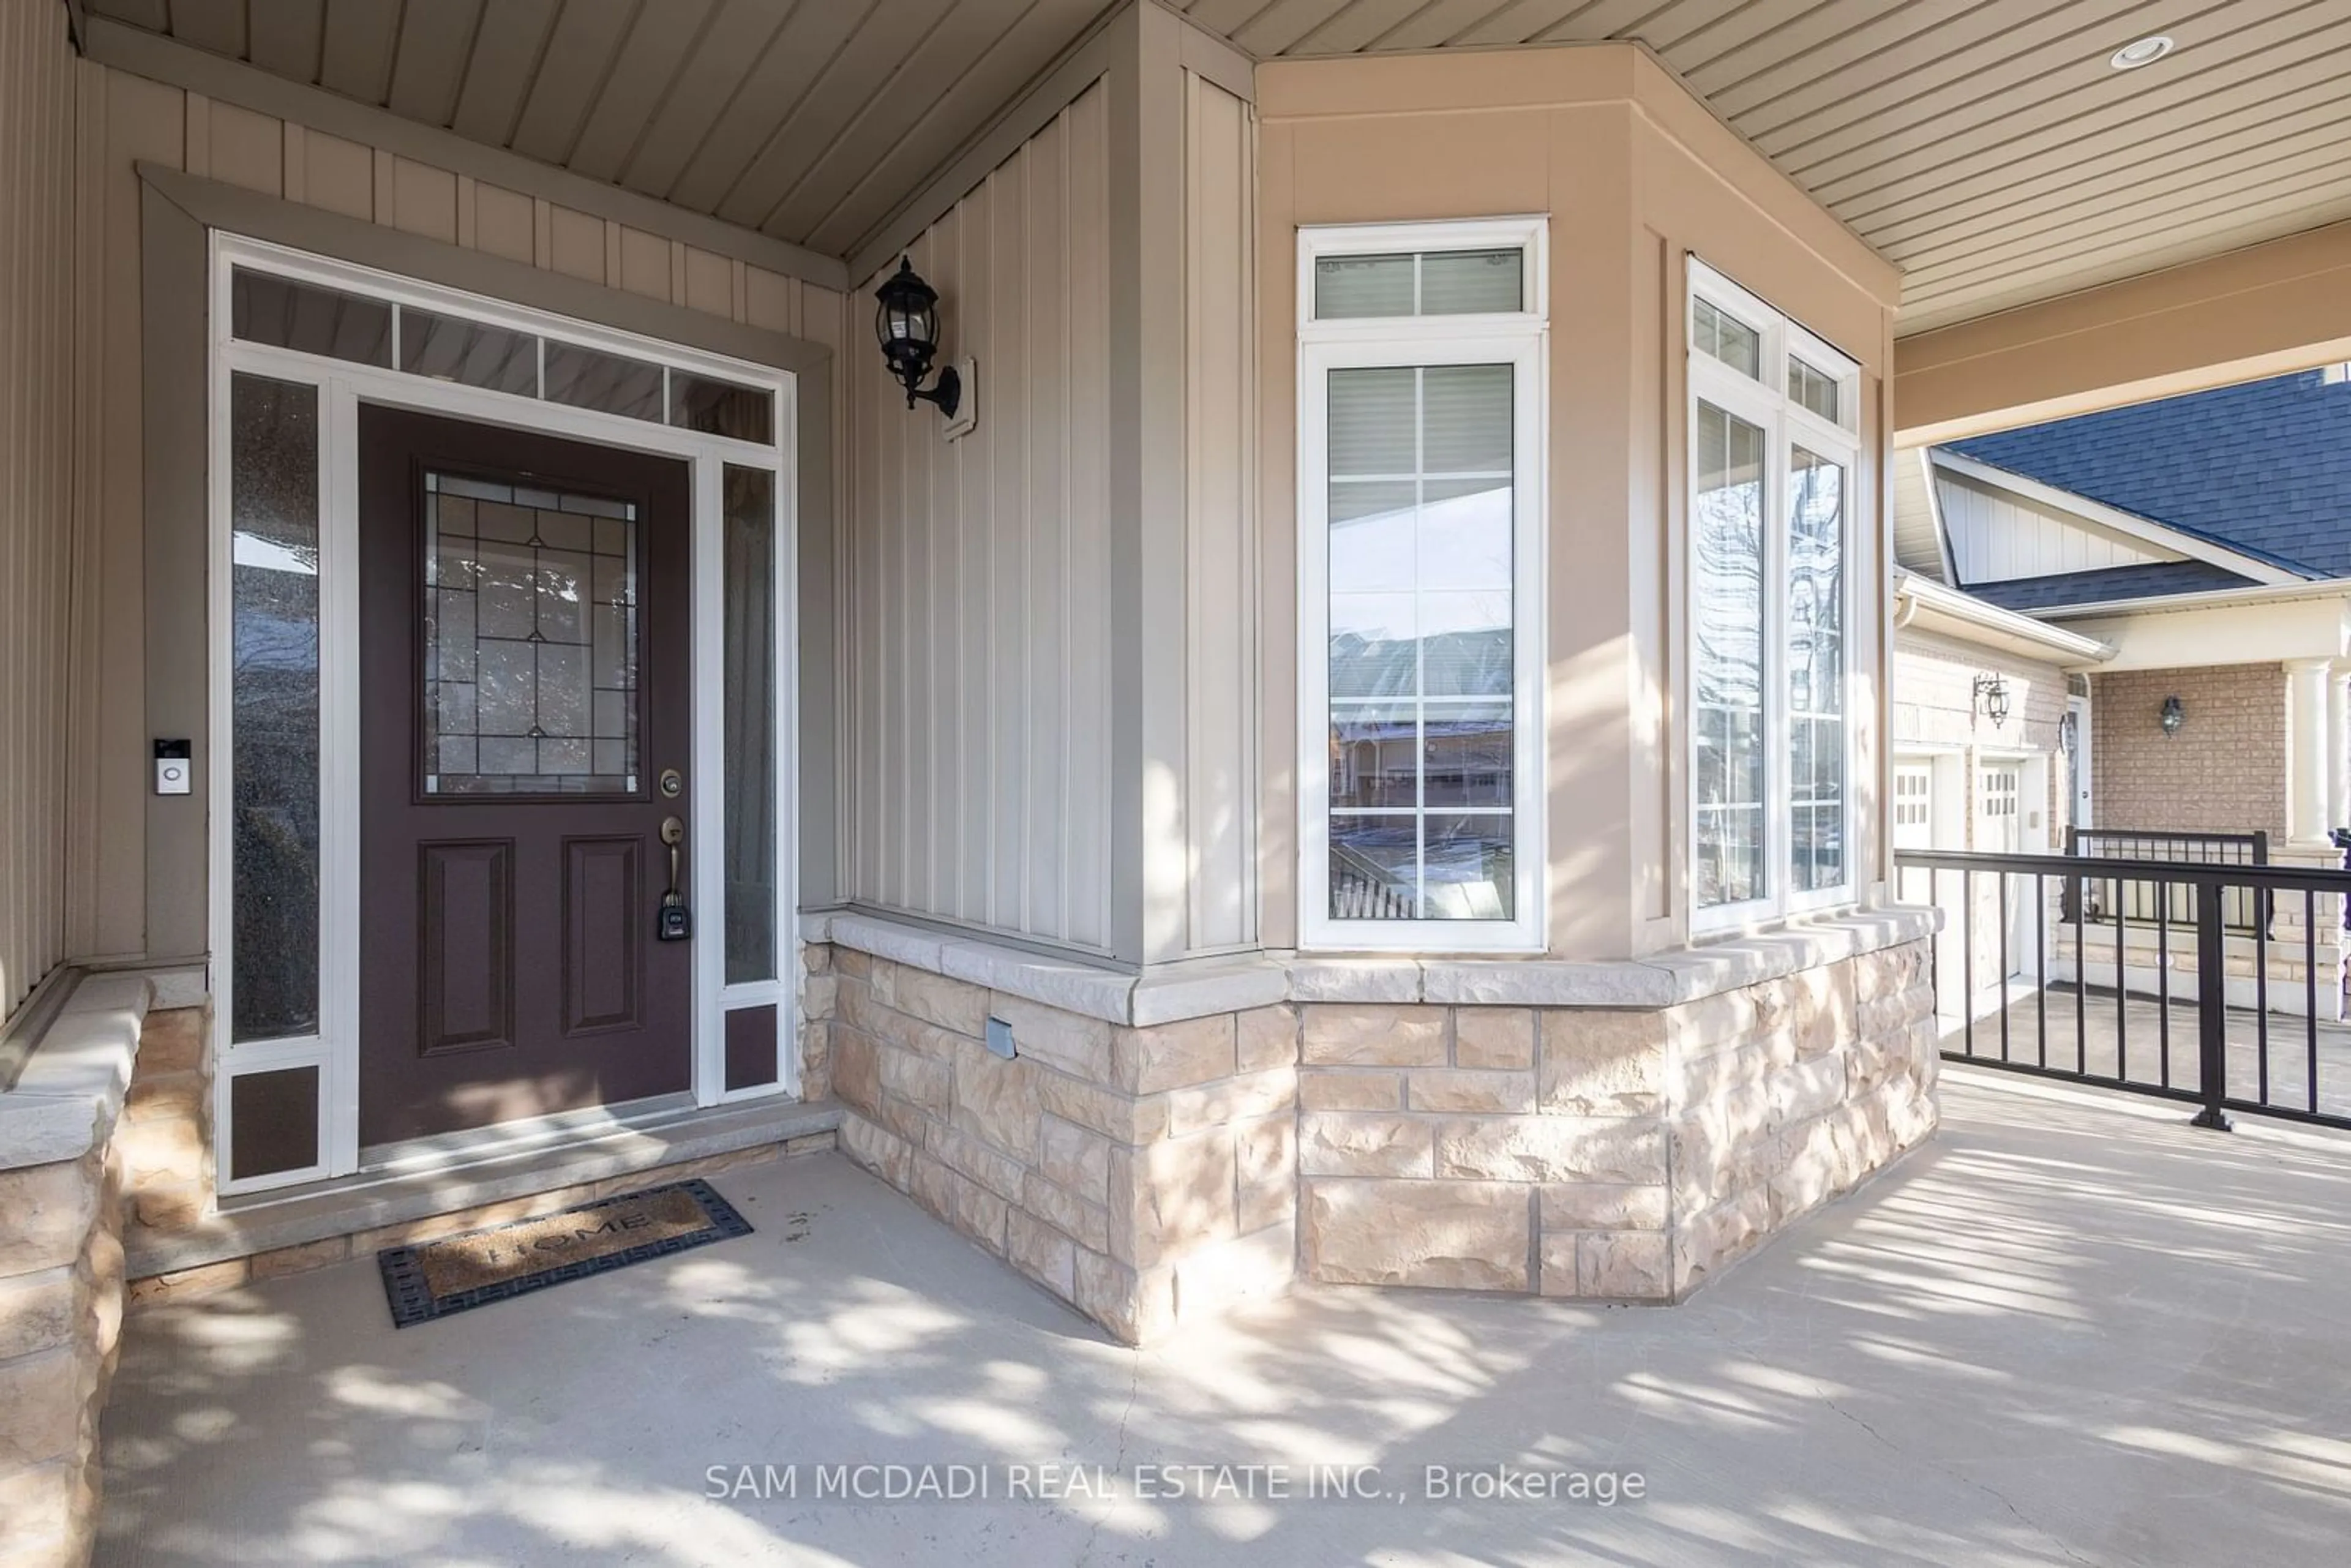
[2161,695,2184,737]
[1972,673,2011,730]
[874,257,961,418]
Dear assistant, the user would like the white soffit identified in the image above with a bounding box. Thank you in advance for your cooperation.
[84,1,2351,336]
[1891,447,1952,583]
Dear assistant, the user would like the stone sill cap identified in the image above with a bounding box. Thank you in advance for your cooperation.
[800,905,1941,1027]
[0,970,154,1172]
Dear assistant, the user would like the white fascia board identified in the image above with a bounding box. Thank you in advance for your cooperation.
[1929,448,2303,587]
[2057,591,2351,673]
[1920,448,1959,586]
[2033,578,2351,620]
[1892,570,2115,666]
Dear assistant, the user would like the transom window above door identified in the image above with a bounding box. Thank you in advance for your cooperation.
[1297,219,1547,953]
[230,266,776,443]
[1687,258,1861,931]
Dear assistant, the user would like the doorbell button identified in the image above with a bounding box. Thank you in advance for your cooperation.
[154,738,192,796]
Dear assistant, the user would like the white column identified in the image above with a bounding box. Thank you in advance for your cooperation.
[2286,658,2333,846]
[2330,659,2350,834]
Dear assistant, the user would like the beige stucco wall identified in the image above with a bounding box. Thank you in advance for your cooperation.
[0,0,83,1025]
[70,61,853,970]
[1255,45,1900,962]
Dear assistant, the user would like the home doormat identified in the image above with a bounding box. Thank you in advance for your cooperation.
[377,1178,752,1327]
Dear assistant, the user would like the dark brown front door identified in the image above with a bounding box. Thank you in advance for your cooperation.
[359,406,692,1146]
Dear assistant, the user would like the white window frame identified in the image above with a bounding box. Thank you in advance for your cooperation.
[207,233,801,1196]
[1686,257,1861,934]
[1297,218,1548,953]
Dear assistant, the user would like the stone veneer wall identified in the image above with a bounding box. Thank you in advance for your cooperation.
[115,1010,210,1258]
[1297,942,1939,1298]
[818,933,1939,1338]
[827,947,1299,1344]
[0,1141,125,1568]
[0,981,152,1568]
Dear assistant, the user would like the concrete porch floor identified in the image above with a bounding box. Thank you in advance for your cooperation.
[95,1070,2351,1567]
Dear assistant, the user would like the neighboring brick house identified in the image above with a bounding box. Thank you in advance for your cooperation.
[1892,366,2351,1016]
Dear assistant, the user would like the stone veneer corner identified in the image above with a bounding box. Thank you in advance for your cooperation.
[814,922,1938,1341]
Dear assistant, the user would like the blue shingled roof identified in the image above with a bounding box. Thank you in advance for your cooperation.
[1964,560,2255,613]
[1948,367,2351,580]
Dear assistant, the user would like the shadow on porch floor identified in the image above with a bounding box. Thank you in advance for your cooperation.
[96,1070,2351,1567]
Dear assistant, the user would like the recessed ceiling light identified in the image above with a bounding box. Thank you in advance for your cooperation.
[2110,35,2175,70]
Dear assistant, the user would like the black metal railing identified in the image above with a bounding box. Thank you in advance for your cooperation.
[1895,847,2351,1132]
[2063,827,2268,934]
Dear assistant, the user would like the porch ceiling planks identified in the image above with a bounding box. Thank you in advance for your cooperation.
[1203,0,2351,334]
[81,0,2351,334]
[89,0,1088,270]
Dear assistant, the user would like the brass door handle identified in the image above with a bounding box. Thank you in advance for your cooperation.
[660,816,684,898]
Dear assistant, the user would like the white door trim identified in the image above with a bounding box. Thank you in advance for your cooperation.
[207,233,800,1196]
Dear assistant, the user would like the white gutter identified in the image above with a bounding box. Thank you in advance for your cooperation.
[1892,569,2115,664]
[2033,577,2351,620]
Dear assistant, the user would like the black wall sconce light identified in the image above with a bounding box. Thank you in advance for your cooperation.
[2161,695,2184,738]
[874,257,961,417]
[1972,673,2011,730]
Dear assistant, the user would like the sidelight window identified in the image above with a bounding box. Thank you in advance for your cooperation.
[227,372,323,1042]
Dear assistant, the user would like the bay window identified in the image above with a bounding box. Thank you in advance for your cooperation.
[1688,259,1859,926]
[1299,220,1547,952]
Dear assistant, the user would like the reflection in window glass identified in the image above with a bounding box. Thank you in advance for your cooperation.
[1325,363,1514,921]
[1789,448,1845,893]
[722,466,778,985]
[422,474,639,795]
[231,269,391,366]
[673,372,774,443]
[1694,399,1768,909]
[230,373,322,1042]
[1692,298,1760,379]
[1788,358,1841,425]
[544,341,665,422]
[400,307,538,396]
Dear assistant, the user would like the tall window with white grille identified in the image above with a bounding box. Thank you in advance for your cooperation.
[1297,220,1547,953]
[1688,259,1861,928]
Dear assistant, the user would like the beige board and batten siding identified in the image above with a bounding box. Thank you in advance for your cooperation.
[830,9,1261,967]
[0,0,82,1024]
[73,62,855,964]
[839,84,1117,955]
[1182,72,1258,957]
